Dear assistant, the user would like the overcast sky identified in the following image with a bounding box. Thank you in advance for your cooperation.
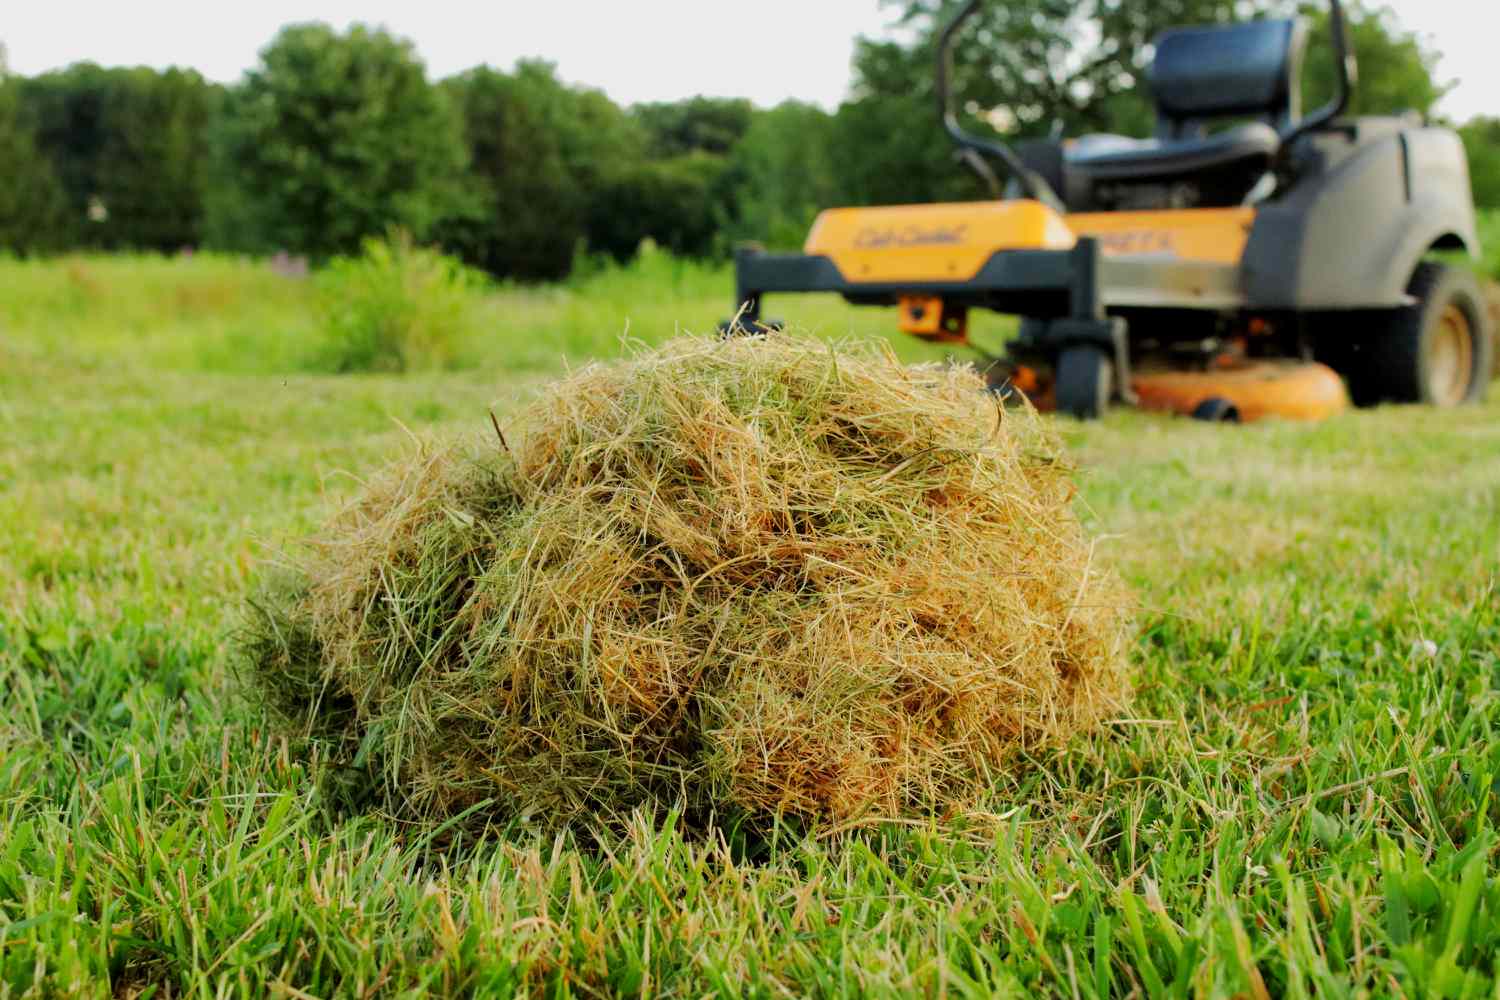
[2,0,1492,123]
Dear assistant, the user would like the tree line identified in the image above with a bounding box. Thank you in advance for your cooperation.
[1,1,1496,281]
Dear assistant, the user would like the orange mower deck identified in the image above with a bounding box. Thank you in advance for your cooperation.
[1130,360,1350,422]
[1009,359,1350,422]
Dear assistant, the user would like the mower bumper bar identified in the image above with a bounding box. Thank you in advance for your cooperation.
[730,238,1244,327]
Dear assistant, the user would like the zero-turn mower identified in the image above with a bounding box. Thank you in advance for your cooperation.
[727,0,1493,420]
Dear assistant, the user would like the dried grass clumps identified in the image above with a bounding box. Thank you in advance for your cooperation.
[245,333,1131,830]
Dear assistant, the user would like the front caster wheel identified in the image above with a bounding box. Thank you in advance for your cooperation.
[1191,396,1241,423]
[1055,345,1114,419]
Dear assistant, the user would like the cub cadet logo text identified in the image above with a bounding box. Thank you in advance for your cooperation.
[853,225,968,249]
[1097,231,1176,257]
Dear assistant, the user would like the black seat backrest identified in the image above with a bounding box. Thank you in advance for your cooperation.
[1149,19,1307,140]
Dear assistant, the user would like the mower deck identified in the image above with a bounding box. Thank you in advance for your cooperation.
[1130,360,1349,422]
[1001,358,1349,422]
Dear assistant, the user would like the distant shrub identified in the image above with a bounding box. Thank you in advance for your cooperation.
[313,231,488,373]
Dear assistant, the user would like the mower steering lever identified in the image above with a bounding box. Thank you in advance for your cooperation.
[937,0,1067,212]
[955,147,1002,198]
[1279,0,1358,162]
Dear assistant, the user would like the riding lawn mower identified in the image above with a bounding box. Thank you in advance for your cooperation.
[727,0,1493,421]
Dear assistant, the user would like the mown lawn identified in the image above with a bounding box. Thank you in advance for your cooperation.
[2,253,1499,997]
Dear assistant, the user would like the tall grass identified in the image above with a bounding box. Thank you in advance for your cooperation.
[0,252,318,373]
[0,241,1008,378]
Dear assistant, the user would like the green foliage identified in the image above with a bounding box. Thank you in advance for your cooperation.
[437,61,737,277]
[93,68,215,251]
[859,0,1273,139]
[16,63,214,250]
[725,101,841,249]
[841,31,959,206]
[209,23,472,259]
[0,79,68,253]
[501,61,646,197]
[312,231,489,373]
[861,0,1447,149]
[1462,119,1500,212]
[832,89,980,208]
[586,153,730,260]
[16,63,111,247]
[633,96,754,158]
[0,253,321,374]
[441,63,736,266]
[0,245,983,379]
[1301,1,1446,117]
[438,65,585,282]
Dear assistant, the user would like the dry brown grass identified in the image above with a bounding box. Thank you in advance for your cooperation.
[244,333,1131,830]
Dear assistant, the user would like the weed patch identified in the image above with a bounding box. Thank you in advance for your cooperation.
[310,231,489,373]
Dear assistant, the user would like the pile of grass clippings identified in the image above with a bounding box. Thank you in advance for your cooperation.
[245,333,1131,831]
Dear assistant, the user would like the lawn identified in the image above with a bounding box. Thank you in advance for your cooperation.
[2,251,1499,997]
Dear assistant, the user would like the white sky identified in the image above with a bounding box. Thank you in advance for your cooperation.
[1,0,1492,122]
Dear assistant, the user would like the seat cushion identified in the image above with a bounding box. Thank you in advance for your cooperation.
[1151,20,1304,124]
[1064,122,1280,183]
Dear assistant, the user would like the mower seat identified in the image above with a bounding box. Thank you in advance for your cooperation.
[1043,18,1305,211]
[1064,123,1280,182]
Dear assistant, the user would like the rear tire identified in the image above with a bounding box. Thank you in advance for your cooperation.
[1055,345,1113,419]
[1346,262,1492,407]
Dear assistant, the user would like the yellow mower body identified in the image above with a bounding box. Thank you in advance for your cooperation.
[796,200,1344,421]
[804,201,1254,283]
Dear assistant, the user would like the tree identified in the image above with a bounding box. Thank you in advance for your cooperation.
[856,0,1273,141]
[445,63,744,264]
[437,66,584,281]
[208,23,472,258]
[725,101,842,249]
[19,63,112,247]
[586,153,730,260]
[18,64,215,250]
[0,78,68,253]
[1300,1,1446,118]
[435,60,680,278]
[93,68,214,250]
[1460,118,1500,210]
[495,62,647,199]
[633,97,754,158]
[840,89,991,207]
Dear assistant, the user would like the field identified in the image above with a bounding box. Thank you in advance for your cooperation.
[2,250,1499,997]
